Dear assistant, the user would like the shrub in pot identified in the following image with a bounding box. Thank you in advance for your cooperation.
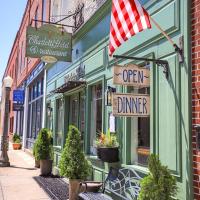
[12,133,22,150]
[96,129,119,163]
[138,154,178,200]
[36,128,53,176]
[33,140,40,168]
[59,125,91,200]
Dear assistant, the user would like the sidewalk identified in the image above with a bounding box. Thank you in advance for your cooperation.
[0,145,50,200]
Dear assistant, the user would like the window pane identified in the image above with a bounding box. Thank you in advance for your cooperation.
[131,86,150,166]
[90,83,102,155]
[80,93,85,148]
[71,97,78,127]
[55,99,63,146]
[31,102,36,138]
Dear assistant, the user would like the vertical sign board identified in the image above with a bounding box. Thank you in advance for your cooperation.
[113,64,150,87]
[112,93,150,117]
[13,90,25,111]
[26,24,72,63]
[13,90,25,103]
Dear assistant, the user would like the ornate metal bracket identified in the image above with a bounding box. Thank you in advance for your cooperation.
[32,3,84,31]
[113,55,169,79]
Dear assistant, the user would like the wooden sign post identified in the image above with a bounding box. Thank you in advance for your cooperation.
[113,64,150,87]
[112,93,150,117]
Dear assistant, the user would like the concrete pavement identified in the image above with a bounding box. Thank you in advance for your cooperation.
[0,144,50,200]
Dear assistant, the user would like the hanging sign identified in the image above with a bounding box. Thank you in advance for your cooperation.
[113,64,150,87]
[13,90,25,103]
[26,24,72,63]
[13,103,24,111]
[112,93,150,117]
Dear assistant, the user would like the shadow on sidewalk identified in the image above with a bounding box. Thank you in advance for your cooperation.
[33,175,69,200]
[10,165,37,170]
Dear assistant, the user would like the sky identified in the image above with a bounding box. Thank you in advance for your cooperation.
[0,0,27,91]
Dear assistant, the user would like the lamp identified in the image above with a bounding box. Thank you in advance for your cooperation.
[0,76,13,167]
[106,86,116,106]
[47,106,53,117]
[3,76,13,88]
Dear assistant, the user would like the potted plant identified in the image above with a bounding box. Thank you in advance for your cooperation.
[138,154,178,200]
[96,129,119,163]
[36,128,53,176]
[12,133,22,150]
[33,140,40,168]
[59,125,91,200]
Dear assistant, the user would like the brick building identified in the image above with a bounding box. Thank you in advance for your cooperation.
[3,0,50,148]
[192,0,200,199]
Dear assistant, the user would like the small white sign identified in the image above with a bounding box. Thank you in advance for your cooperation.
[109,113,115,132]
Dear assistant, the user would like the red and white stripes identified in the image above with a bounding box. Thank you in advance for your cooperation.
[109,0,151,56]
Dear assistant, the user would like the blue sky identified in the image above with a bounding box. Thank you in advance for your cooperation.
[0,0,27,89]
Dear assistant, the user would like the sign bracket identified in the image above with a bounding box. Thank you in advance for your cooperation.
[32,3,84,31]
[113,55,169,79]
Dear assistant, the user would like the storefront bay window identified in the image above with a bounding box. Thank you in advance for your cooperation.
[55,98,64,147]
[27,77,44,148]
[90,83,102,155]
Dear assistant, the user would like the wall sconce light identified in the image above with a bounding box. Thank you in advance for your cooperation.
[106,86,116,106]
[47,106,53,117]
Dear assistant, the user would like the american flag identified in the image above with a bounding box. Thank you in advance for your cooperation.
[109,0,151,56]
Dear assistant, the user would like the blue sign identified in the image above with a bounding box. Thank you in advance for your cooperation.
[13,90,24,103]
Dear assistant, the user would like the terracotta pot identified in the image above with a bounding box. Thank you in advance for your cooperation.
[69,179,81,200]
[40,160,52,176]
[12,143,22,150]
[35,159,40,168]
[98,147,119,163]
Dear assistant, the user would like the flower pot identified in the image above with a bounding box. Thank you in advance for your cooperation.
[69,179,81,200]
[98,147,119,163]
[40,160,52,176]
[12,143,22,150]
[35,159,40,168]
[96,147,102,159]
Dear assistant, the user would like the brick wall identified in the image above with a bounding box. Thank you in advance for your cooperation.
[192,0,200,199]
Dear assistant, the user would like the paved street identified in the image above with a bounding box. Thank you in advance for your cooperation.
[0,144,50,200]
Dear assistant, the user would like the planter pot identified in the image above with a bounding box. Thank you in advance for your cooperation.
[98,147,119,163]
[35,159,40,168]
[40,160,52,176]
[96,148,102,159]
[69,179,81,200]
[12,143,22,150]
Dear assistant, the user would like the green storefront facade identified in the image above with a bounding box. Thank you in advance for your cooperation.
[45,0,193,199]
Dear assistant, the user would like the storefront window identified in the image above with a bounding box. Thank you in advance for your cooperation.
[55,98,64,147]
[131,87,150,166]
[90,83,102,155]
[80,93,85,144]
[70,96,78,127]
[27,77,44,145]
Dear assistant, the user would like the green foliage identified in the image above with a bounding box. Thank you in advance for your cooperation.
[34,128,53,160]
[13,133,20,143]
[138,154,178,200]
[15,138,21,144]
[59,125,92,180]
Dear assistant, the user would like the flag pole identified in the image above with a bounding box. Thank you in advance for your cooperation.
[149,16,183,61]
